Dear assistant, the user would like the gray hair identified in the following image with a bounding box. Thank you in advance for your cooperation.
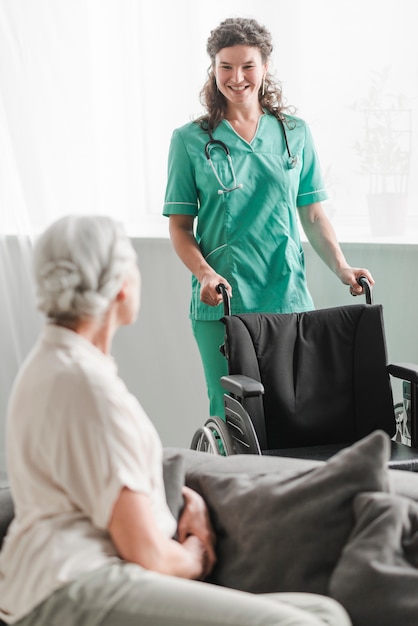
[33,215,137,320]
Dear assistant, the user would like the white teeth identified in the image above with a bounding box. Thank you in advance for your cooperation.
[230,86,246,91]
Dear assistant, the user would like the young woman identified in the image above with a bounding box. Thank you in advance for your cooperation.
[163,17,374,420]
[0,215,350,625]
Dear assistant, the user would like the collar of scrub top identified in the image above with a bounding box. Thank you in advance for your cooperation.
[204,116,298,195]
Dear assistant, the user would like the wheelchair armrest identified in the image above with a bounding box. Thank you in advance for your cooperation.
[387,362,418,383]
[220,374,264,398]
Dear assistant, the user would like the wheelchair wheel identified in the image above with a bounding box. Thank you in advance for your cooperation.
[190,426,221,454]
[190,415,235,456]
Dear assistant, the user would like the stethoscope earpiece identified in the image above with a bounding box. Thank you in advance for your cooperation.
[287,155,298,169]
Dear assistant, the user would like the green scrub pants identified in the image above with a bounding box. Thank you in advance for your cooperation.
[15,562,352,626]
[192,319,228,419]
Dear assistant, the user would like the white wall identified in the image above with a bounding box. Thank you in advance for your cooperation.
[112,238,209,449]
[1,238,418,484]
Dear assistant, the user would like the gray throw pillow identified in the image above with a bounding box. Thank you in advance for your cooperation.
[162,450,186,521]
[186,430,391,594]
[329,491,418,626]
[0,489,14,550]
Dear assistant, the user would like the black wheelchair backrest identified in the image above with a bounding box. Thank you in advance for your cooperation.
[221,304,396,449]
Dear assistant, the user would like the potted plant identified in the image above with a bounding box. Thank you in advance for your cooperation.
[351,67,412,236]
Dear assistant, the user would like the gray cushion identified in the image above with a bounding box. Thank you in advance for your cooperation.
[186,429,391,594]
[329,491,418,626]
[162,451,185,521]
[0,489,14,550]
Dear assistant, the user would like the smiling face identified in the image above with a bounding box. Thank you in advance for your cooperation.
[214,45,268,110]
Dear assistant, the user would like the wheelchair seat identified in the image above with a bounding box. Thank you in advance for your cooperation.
[191,284,418,470]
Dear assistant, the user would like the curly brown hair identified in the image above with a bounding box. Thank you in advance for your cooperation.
[196,17,295,133]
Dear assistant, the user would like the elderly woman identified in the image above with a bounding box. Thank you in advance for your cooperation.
[0,215,350,626]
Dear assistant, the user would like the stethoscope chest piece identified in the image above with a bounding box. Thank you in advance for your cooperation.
[287,155,298,169]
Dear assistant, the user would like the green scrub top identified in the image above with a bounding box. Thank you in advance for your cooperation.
[163,112,328,321]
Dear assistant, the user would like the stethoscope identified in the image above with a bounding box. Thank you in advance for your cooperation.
[204,118,298,195]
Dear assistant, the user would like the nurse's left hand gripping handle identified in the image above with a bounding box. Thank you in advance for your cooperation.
[356,275,373,305]
[216,283,231,316]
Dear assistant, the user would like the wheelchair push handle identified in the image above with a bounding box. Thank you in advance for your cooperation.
[355,275,373,305]
[216,283,231,316]
[218,278,373,313]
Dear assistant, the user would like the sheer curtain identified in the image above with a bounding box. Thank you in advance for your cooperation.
[0,0,417,477]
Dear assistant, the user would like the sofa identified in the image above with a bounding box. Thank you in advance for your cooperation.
[1,430,418,626]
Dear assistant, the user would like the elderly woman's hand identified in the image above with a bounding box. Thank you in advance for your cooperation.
[177,486,217,577]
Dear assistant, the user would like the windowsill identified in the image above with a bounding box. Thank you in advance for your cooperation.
[125,217,418,246]
[324,212,418,246]
[3,216,418,246]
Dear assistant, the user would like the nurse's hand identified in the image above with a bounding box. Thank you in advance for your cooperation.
[199,270,232,306]
[177,486,217,578]
[338,267,375,296]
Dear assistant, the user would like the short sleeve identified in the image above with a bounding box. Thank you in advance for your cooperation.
[296,122,328,207]
[163,128,199,216]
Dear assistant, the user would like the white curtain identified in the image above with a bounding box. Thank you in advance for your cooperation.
[0,0,235,235]
[1,0,417,236]
[0,0,417,477]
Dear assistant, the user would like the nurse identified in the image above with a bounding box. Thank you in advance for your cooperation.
[163,16,374,421]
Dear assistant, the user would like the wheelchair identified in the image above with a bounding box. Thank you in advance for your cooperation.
[190,280,418,470]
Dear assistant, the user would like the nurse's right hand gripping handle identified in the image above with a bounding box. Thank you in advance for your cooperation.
[216,283,231,316]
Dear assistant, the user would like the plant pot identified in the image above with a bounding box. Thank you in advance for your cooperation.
[367,192,408,237]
